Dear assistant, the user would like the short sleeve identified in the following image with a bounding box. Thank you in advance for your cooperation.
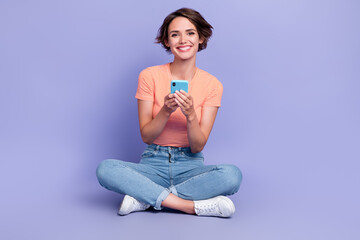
[135,68,154,101]
[203,78,223,107]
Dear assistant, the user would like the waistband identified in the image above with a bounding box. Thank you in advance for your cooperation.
[146,144,193,153]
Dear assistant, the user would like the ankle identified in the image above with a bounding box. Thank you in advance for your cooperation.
[162,194,195,214]
[186,201,196,214]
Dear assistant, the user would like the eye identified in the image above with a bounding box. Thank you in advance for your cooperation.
[171,33,178,37]
[188,32,195,35]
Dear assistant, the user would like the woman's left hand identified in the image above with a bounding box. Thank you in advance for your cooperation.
[174,90,196,120]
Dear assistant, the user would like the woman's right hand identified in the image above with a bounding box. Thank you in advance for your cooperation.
[163,93,178,115]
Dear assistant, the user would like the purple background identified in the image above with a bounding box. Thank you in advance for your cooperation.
[1,0,359,239]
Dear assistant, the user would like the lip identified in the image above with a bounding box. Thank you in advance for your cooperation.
[176,45,192,52]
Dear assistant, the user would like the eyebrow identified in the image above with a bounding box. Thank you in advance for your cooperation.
[169,29,197,34]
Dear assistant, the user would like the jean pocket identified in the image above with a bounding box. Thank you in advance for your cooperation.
[141,150,155,158]
[183,151,204,160]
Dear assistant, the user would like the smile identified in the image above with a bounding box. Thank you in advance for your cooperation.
[177,46,192,52]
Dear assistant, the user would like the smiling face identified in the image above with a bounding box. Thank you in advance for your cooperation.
[165,17,203,61]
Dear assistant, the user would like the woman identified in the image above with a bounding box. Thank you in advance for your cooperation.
[96,8,242,217]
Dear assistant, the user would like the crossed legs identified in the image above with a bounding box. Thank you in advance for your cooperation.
[96,159,242,216]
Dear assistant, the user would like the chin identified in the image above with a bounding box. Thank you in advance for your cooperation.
[174,52,197,61]
[175,56,195,61]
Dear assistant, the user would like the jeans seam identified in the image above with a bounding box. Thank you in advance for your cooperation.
[116,163,168,206]
[173,166,219,189]
[154,189,171,210]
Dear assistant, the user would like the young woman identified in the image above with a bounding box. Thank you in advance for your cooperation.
[96,8,242,217]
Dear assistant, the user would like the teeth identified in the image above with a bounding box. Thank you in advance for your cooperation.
[179,46,191,51]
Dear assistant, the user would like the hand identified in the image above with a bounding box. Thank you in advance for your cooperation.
[174,90,195,119]
[163,93,178,115]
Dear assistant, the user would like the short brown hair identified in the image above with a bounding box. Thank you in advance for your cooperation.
[155,8,213,52]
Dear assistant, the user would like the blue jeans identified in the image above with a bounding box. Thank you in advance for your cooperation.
[96,144,242,210]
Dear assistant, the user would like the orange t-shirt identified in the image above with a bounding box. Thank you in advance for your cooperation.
[135,63,223,147]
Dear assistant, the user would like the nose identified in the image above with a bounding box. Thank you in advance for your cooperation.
[179,33,188,44]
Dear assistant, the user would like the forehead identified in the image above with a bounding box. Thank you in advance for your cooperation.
[168,17,197,31]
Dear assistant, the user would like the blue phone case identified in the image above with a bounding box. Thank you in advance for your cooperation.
[171,80,188,94]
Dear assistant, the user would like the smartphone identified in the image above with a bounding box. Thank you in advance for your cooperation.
[171,80,188,94]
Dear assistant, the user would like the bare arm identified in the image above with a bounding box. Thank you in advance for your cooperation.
[187,106,219,153]
[138,94,178,144]
[174,90,219,153]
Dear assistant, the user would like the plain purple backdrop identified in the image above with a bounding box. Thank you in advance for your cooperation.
[1,0,359,239]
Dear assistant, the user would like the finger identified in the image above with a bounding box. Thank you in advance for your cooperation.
[167,98,177,104]
[179,90,190,98]
[180,91,192,103]
[175,91,190,103]
[175,90,186,98]
[174,91,188,102]
[174,98,184,109]
[174,93,188,106]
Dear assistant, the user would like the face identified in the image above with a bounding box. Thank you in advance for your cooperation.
[165,17,203,61]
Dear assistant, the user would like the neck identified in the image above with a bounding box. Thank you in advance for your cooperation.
[170,57,197,81]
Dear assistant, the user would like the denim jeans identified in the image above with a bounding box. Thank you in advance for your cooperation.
[96,144,242,210]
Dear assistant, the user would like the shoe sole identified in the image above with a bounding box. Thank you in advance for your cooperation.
[118,195,132,216]
[217,196,236,217]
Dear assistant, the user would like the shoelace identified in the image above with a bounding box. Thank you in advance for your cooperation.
[197,202,221,215]
[132,198,148,209]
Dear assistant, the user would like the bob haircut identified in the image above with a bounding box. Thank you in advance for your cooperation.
[156,8,213,53]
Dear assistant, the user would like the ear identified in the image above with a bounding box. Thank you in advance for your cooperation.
[199,37,204,44]
[165,39,170,47]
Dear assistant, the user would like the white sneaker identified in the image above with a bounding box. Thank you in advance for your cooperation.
[118,195,151,216]
[194,196,236,217]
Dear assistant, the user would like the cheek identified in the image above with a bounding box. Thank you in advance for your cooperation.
[168,39,177,47]
[191,36,200,44]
